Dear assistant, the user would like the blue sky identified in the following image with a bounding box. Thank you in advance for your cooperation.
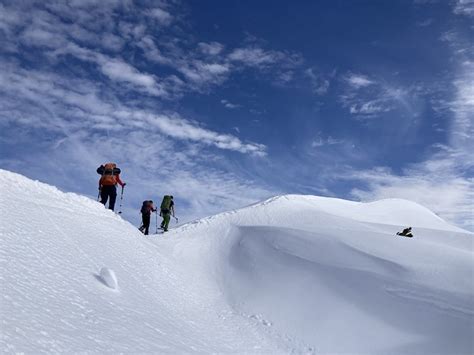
[1,0,473,230]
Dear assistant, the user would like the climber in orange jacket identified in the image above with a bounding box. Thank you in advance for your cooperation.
[97,163,126,211]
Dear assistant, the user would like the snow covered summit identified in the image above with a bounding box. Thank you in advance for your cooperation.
[1,169,472,353]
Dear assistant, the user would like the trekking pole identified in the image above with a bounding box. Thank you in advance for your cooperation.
[155,210,158,234]
[118,185,124,214]
[174,216,179,224]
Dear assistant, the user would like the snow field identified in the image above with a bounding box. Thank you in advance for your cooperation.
[1,169,473,353]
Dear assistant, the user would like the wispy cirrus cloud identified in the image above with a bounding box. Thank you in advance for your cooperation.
[345,73,375,89]
[228,46,303,69]
[0,64,265,156]
[311,135,344,148]
[7,0,307,98]
[228,47,282,66]
[221,99,241,109]
[343,1,474,230]
[340,72,421,118]
[439,32,474,170]
[305,68,331,95]
[349,100,392,115]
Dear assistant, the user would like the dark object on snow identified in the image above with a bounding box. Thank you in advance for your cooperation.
[397,227,413,238]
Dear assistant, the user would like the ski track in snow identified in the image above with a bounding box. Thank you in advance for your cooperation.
[0,169,473,353]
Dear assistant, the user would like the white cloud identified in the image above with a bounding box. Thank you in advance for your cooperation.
[0,4,22,34]
[51,42,170,97]
[178,61,230,87]
[437,29,474,167]
[228,46,301,69]
[99,59,162,93]
[305,68,330,95]
[228,47,278,66]
[311,136,344,148]
[221,99,241,109]
[148,8,173,25]
[20,27,67,48]
[100,60,155,86]
[453,0,474,17]
[0,63,265,156]
[349,100,392,115]
[127,111,266,155]
[101,33,125,51]
[138,36,171,65]
[1,1,308,99]
[198,42,225,56]
[341,72,419,118]
[346,74,375,89]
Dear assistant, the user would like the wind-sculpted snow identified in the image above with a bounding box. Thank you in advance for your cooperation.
[1,169,473,353]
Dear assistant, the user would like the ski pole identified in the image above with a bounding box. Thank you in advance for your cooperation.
[118,185,124,214]
[155,210,158,234]
[174,216,178,223]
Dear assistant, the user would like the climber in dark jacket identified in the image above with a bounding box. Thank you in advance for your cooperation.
[139,200,156,235]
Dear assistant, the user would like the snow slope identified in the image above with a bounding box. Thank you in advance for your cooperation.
[1,169,473,353]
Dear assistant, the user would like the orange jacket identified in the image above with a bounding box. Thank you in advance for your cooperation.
[99,174,124,187]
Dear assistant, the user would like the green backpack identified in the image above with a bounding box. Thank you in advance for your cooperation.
[160,195,172,210]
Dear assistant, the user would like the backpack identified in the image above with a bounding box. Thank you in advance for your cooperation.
[141,200,152,214]
[97,163,121,176]
[160,195,172,210]
[97,163,121,186]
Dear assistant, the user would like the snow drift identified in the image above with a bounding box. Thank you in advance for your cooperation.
[1,169,472,353]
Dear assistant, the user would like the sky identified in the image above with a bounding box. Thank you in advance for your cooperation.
[0,0,473,230]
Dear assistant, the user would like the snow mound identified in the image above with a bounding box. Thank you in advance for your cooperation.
[1,169,473,353]
[98,267,118,290]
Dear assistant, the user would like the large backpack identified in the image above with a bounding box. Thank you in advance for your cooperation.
[97,163,121,185]
[160,195,172,211]
[141,200,152,214]
[97,163,121,176]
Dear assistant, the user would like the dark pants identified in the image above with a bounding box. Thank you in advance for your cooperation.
[100,185,117,211]
[142,214,151,235]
